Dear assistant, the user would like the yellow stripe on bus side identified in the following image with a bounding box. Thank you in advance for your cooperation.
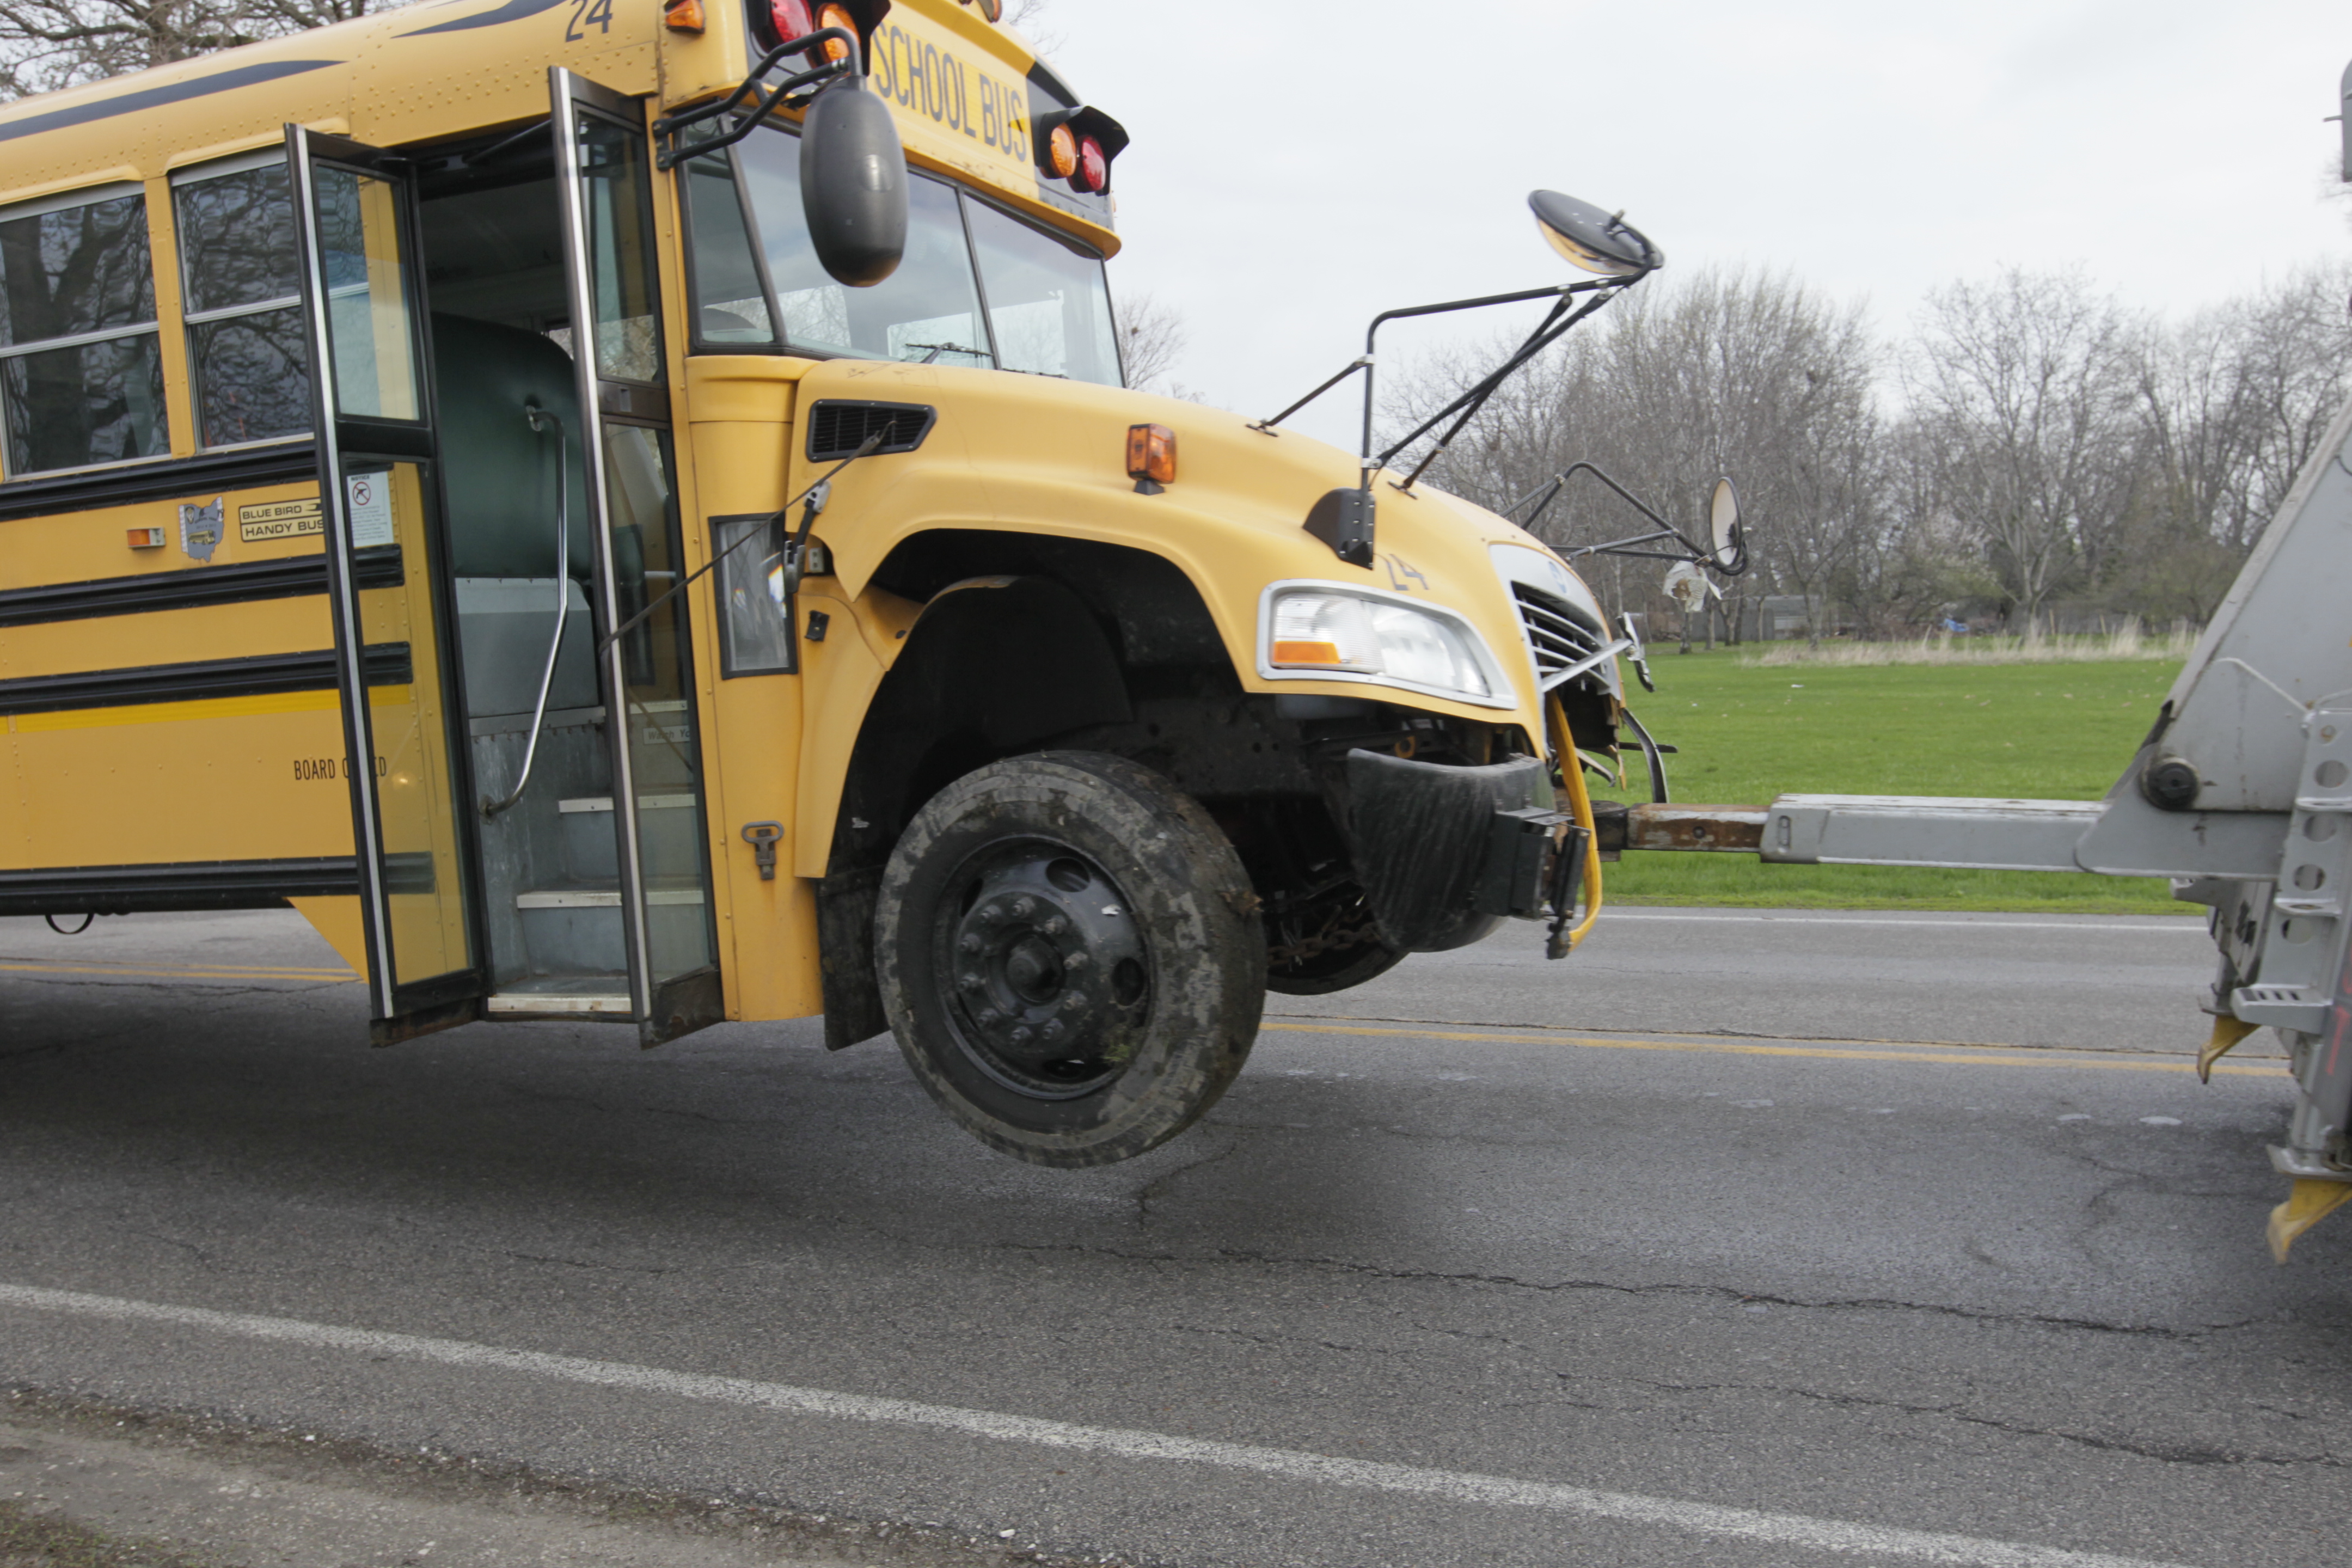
[8,688,402,732]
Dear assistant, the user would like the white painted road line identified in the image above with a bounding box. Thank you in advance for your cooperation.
[1602,911,2206,934]
[0,1282,2200,1568]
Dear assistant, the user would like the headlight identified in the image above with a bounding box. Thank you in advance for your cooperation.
[1259,582,1511,708]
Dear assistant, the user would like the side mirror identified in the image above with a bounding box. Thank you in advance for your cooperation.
[801,76,908,287]
[1708,477,1748,574]
[1528,190,1661,278]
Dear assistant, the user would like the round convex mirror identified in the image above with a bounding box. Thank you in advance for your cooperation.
[1528,191,1661,278]
[1709,477,1747,574]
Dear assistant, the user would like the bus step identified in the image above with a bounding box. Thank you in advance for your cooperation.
[515,882,708,975]
[486,975,633,1018]
[556,795,702,883]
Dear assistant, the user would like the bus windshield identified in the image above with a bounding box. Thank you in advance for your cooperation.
[685,124,1123,387]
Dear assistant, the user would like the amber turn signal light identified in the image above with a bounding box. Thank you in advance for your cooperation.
[816,2,854,59]
[1270,640,1344,666]
[126,526,165,549]
[663,0,705,30]
[1127,424,1175,494]
[1046,123,1080,180]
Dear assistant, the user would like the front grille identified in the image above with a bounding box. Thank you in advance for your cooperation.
[805,400,936,461]
[1512,582,1608,689]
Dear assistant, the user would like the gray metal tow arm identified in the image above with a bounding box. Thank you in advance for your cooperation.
[1606,381,2352,1259]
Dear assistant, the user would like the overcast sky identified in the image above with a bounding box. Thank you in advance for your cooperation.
[1040,0,2350,447]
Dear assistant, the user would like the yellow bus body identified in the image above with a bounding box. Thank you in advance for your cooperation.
[0,0,1614,1068]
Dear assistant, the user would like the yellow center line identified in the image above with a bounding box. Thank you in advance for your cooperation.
[0,960,359,984]
[1258,1019,2284,1077]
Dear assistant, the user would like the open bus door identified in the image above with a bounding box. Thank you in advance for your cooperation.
[548,69,724,1046]
[285,125,488,1045]
[289,85,721,1050]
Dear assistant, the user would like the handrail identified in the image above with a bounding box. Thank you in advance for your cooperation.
[482,406,572,819]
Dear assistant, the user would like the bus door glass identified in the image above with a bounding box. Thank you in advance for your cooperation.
[550,69,722,1045]
[284,126,485,1043]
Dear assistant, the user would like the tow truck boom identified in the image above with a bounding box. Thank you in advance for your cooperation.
[1613,114,2352,1254]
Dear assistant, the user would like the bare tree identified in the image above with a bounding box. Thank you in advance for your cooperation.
[1,0,385,99]
[1404,267,1883,643]
[1113,289,1189,395]
[1004,0,1060,55]
[1903,270,2140,633]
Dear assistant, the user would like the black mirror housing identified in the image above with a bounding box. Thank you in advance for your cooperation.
[800,76,908,287]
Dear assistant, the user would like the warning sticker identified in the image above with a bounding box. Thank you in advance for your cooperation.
[346,473,395,550]
[238,497,323,543]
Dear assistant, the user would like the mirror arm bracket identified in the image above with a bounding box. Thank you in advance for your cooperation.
[1534,462,1695,548]
[1376,284,1634,494]
[654,28,862,170]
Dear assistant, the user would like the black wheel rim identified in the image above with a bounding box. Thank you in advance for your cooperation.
[929,836,1153,1101]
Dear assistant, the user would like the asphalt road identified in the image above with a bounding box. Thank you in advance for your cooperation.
[2,903,2345,1568]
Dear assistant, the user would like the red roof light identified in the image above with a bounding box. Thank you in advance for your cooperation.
[1074,134,1108,194]
[768,0,813,52]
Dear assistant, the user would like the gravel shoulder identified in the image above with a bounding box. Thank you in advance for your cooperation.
[0,1391,1111,1568]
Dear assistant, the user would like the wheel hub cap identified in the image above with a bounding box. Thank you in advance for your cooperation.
[940,846,1149,1096]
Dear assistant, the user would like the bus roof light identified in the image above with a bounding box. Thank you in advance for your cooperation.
[816,3,855,61]
[767,0,813,54]
[1073,134,1108,194]
[1046,123,1080,180]
[1127,425,1175,493]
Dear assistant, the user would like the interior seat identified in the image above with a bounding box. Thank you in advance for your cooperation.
[432,314,597,718]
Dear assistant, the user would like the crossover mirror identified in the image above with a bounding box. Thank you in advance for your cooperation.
[1709,477,1747,574]
[1529,190,1661,279]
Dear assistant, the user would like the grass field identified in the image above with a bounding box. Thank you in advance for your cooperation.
[1590,647,2193,914]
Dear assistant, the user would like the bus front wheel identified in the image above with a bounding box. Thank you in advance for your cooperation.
[874,751,1266,1168]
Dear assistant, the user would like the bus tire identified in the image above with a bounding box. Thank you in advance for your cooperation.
[874,751,1265,1168]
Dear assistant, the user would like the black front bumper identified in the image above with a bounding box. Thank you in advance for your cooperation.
[1337,749,1580,953]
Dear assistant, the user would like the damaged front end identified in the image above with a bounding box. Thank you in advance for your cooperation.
[1333,748,1590,959]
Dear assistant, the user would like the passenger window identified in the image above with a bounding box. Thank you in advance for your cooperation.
[0,185,170,478]
[172,154,311,449]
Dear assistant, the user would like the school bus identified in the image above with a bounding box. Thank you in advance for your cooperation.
[0,0,1677,1166]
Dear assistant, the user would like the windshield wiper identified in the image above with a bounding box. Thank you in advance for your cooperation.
[904,342,990,366]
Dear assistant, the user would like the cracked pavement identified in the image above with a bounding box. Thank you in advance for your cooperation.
[1,907,2347,1567]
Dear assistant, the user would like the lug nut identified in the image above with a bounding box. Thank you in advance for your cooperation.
[1010,1026,1034,1045]
[977,1007,1001,1025]
[1062,993,1087,1012]
[959,934,983,954]
[1040,1021,1064,1042]
[1011,897,1036,918]
[1043,916,1067,936]
[1064,952,1090,971]
[957,973,983,993]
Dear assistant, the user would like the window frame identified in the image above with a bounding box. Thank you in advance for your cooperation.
[170,147,311,455]
[955,183,1128,389]
[0,180,173,483]
[678,140,787,356]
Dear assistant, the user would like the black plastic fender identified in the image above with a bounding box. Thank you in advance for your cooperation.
[1340,750,1557,953]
